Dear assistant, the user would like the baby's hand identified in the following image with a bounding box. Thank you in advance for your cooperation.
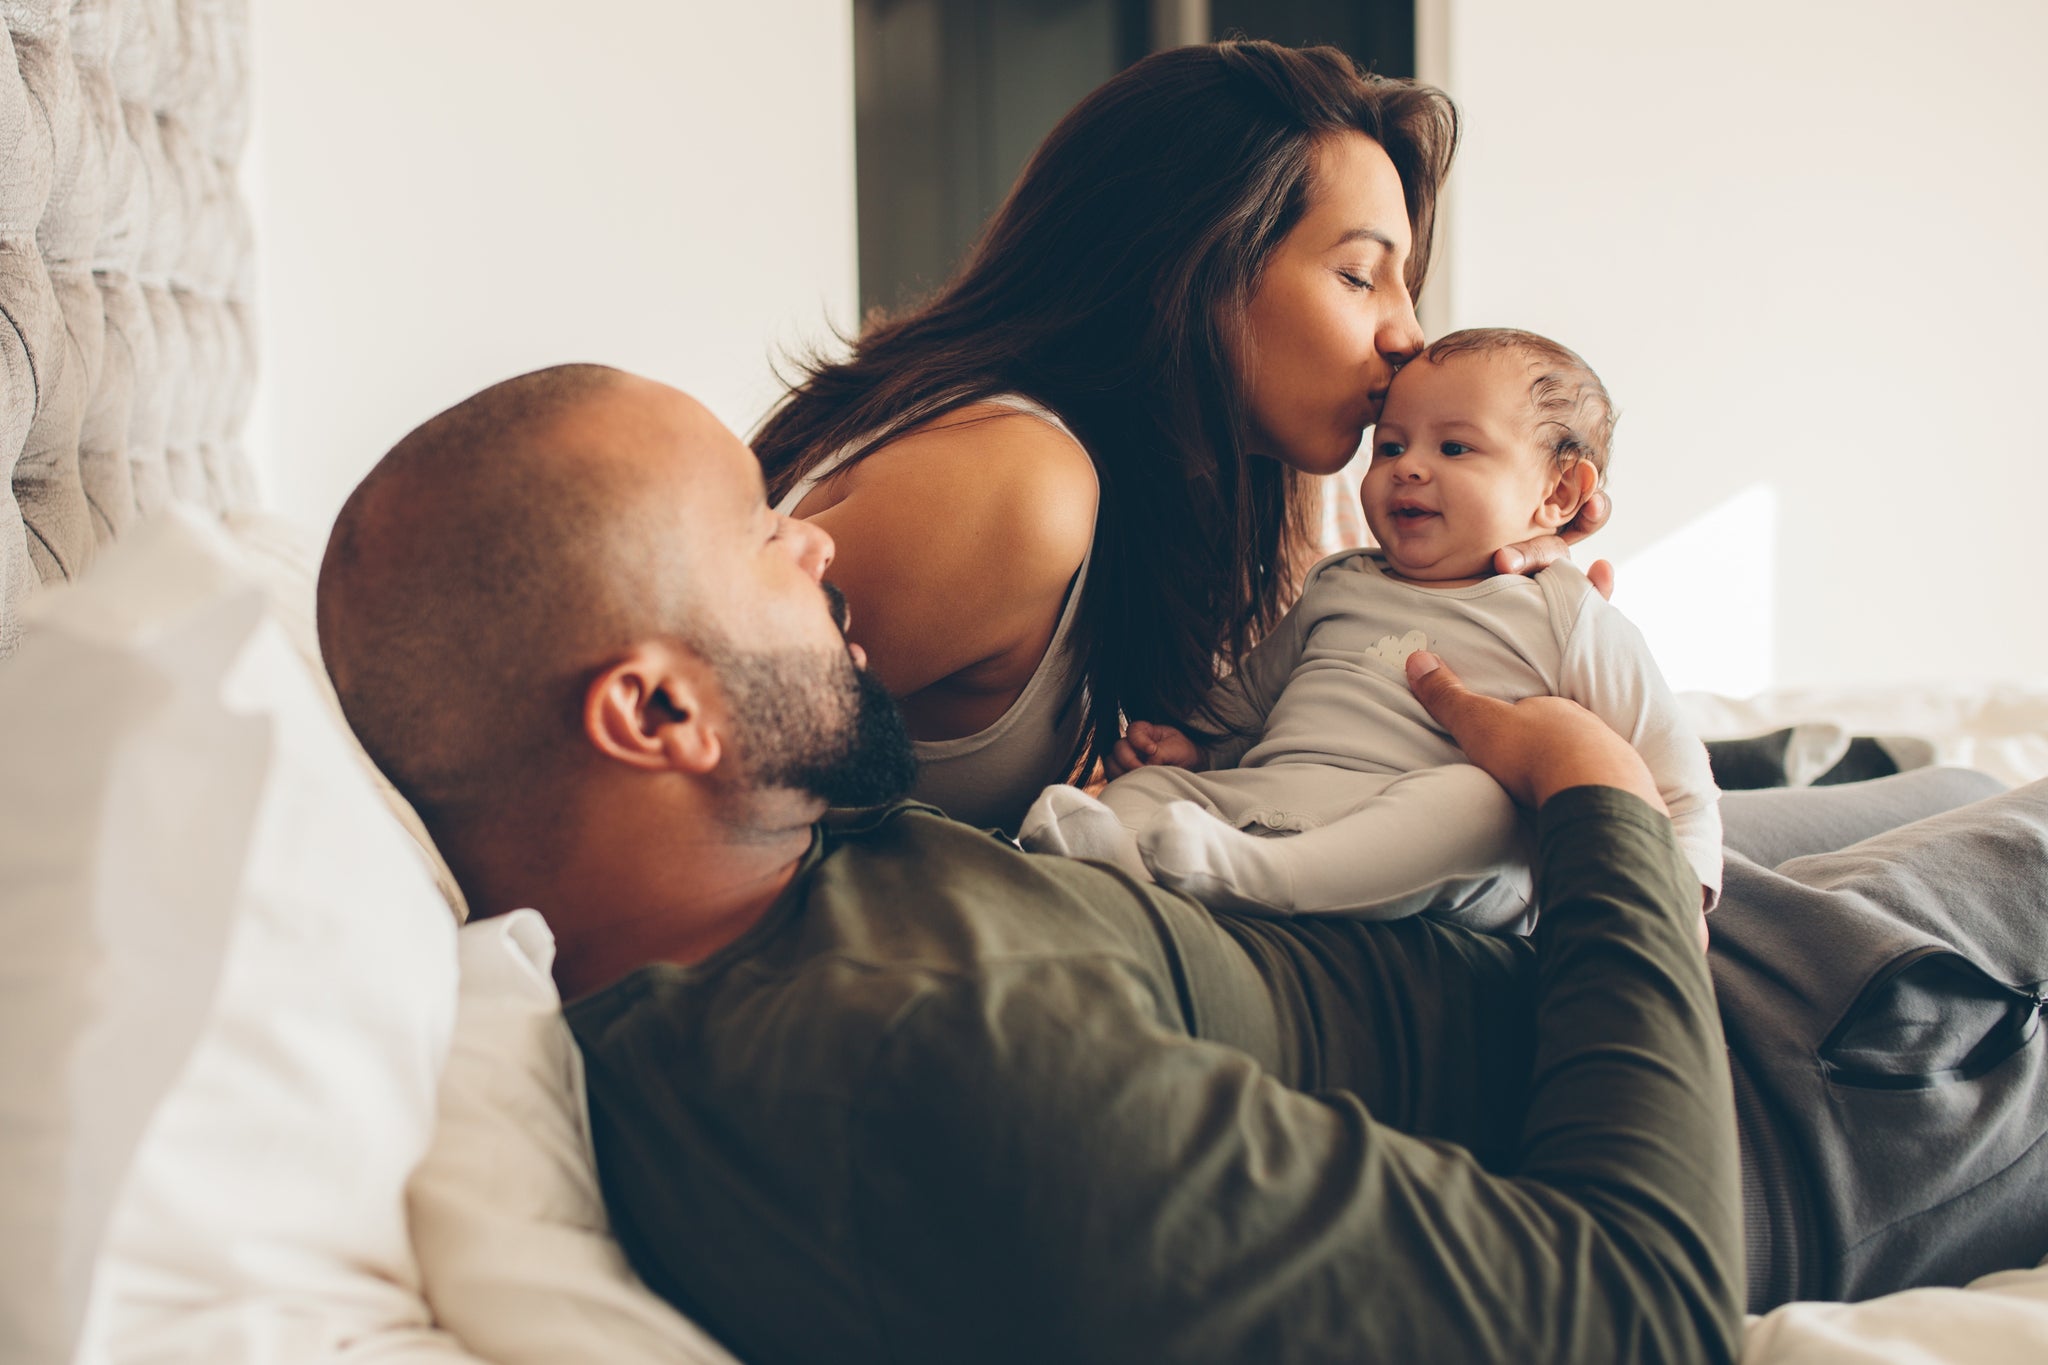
[1106,721,1202,778]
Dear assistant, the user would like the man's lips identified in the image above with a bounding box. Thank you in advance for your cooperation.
[821,580,868,669]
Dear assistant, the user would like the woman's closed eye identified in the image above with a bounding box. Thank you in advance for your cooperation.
[1338,268,1375,293]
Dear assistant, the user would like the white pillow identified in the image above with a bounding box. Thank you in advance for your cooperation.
[222,507,470,923]
[1741,1260,2048,1364]
[0,508,479,1363]
[408,910,741,1365]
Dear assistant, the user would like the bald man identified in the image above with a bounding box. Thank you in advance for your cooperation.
[320,366,2048,1365]
[320,365,916,983]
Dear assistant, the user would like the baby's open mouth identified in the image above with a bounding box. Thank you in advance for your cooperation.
[1392,507,1437,520]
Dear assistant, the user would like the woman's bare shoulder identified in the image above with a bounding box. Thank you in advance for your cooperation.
[829,401,1098,575]
[798,402,1100,698]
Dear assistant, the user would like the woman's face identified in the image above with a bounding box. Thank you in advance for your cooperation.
[1234,131,1426,476]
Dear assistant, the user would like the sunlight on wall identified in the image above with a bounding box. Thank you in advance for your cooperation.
[1609,485,1776,700]
[1439,0,2048,689]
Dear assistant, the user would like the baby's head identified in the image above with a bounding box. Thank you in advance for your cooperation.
[1363,328,1614,583]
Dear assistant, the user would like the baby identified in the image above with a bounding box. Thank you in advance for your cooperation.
[1020,327,1721,933]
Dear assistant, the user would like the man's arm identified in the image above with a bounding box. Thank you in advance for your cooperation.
[844,658,1744,1364]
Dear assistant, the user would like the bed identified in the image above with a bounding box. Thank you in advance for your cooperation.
[3,3,2046,1362]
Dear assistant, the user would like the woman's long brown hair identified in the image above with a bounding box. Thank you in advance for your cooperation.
[753,41,1457,780]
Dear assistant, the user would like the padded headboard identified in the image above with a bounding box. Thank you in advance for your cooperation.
[0,0,255,658]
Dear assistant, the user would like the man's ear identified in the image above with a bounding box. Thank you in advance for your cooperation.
[584,644,722,775]
[1537,460,1600,531]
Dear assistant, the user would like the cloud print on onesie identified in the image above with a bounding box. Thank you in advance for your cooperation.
[1362,628,1430,674]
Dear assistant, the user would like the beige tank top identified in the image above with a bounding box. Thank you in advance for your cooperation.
[774,394,1095,834]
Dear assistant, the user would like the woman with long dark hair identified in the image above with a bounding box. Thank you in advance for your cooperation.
[753,40,1607,833]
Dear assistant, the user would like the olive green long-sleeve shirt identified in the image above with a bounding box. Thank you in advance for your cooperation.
[568,787,1744,1364]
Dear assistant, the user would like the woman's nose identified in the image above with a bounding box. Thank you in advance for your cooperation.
[1380,289,1426,366]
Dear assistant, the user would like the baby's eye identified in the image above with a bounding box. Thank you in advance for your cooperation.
[1374,441,1405,459]
[1439,441,1472,456]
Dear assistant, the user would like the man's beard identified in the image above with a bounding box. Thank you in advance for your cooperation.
[709,598,917,809]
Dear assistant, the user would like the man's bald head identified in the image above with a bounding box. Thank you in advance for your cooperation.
[318,364,718,829]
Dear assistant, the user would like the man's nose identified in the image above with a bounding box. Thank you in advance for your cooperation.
[783,514,834,579]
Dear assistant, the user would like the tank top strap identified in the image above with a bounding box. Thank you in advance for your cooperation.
[772,393,1085,516]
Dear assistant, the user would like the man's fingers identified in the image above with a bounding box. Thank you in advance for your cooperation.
[1405,650,1474,736]
[1406,650,1526,804]
[1586,558,1616,601]
[1408,648,1664,812]
[1565,488,1612,542]
[1493,533,1568,577]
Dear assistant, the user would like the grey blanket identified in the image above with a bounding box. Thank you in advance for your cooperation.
[1712,770,2048,1306]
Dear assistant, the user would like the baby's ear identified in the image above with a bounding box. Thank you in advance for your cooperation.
[1538,459,1600,531]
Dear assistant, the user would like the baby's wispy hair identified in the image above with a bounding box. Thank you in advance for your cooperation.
[1421,328,1616,481]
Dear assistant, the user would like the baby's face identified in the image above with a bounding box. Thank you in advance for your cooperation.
[1361,350,1565,583]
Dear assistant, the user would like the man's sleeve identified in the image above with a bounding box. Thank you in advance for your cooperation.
[1556,586,1724,905]
[847,789,1745,1365]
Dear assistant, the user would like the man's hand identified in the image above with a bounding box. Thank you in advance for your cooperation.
[1405,650,1665,814]
[1493,489,1615,599]
[1106,721,1203,779]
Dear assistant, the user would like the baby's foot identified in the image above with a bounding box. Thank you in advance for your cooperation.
[1139,801,1296,914]
[1018,785,1147,875]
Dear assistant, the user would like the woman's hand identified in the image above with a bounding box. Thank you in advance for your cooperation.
[1492,489,1615,600]
[1106,721,1202,779]
[1405,649,1664,814]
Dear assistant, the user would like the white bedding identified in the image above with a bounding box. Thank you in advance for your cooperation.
[7,510,2045,1363]
[1683,683,2048,789]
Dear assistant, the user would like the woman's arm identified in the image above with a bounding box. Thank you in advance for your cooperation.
[792,405,1098,740]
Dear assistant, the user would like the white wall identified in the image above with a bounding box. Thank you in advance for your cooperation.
[1431,0,2048,695]
[248,0,857,529]
[249,2,2047,694]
